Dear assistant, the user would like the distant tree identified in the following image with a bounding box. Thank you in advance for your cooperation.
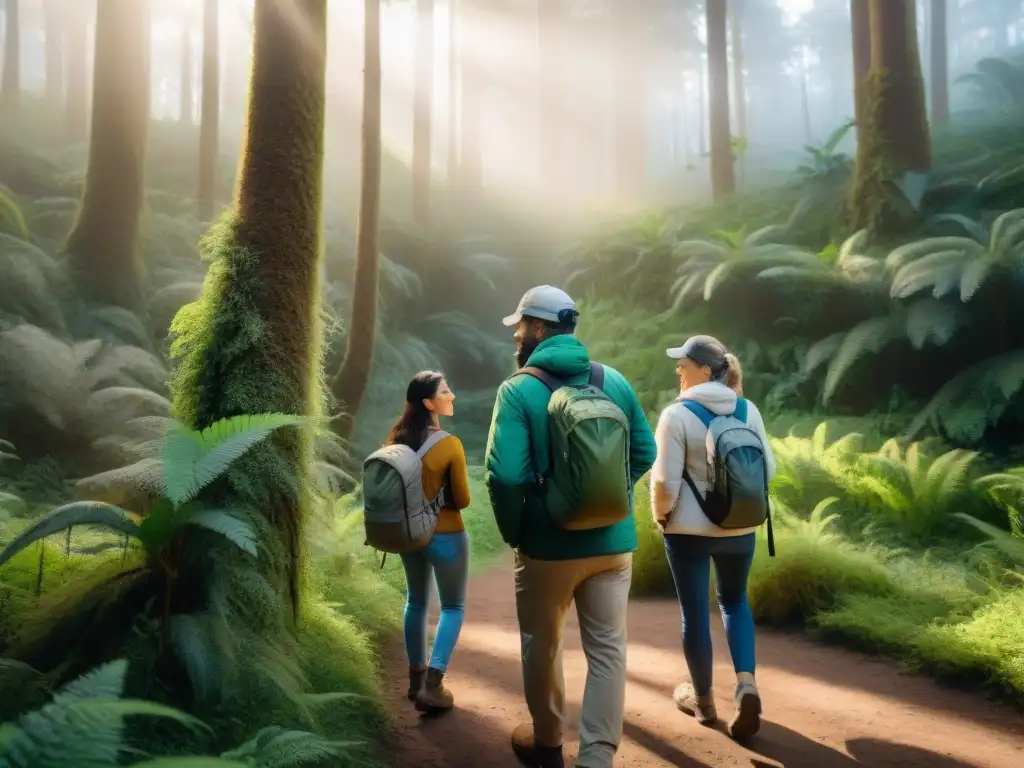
[197,0,219,221]
[180,2,194,124]
[850,0,931,234]
[43,0,63,105]
[332,0,382,442]
[64,0,89,135]
[1,0,20,109]
[929,0,949,124]
[706,0,735,200]
[65,0,151,311]
[412,0,433,224]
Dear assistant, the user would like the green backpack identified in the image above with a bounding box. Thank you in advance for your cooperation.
[516,362,632,530]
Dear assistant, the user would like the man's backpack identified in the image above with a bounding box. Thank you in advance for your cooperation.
[516,362,632,531]
[362,430,451,564]
[680,398,776,556]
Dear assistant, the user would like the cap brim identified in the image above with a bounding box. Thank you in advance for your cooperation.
[666,347,688,359]
[502,312,522,327]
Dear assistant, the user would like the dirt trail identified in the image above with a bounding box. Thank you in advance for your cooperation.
[383,555,1024,767]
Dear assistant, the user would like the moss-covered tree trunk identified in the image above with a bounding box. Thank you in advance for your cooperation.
[170,0,327,615]
[1,0,20,109]
[332,0,381,442]
[197,0,219,222]
[65,0,150,312]
[851,0,870,129]
[850,0,931,234]
[179,8,194,124]
[411,0,434,225]
[43,0,63,105]
[64,0,88,136]
[706,0,734,201]
[929,0,948,124]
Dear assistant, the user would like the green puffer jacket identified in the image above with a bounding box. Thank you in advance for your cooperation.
[484,335,657,560]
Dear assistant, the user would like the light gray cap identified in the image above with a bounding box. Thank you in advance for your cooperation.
[502,285,577,327]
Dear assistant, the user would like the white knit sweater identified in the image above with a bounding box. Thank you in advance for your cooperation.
[649,382,776,537]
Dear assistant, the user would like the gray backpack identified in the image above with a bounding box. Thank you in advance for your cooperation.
[680,398,776,557]
[362,430,450,565]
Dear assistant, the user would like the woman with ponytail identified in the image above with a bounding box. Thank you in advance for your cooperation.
[386,370,471,714]
[648,336,775,740]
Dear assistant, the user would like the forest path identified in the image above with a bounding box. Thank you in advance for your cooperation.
[382,555,1024,767]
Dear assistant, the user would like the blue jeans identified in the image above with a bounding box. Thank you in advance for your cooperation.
[400,531,469,673]
[663,533,756,696]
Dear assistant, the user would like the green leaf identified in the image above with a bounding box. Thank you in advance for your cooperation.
[162,414,305,506]
[129,759,250,767]
[137,497,181,553]
[184,509,258,556]
[0,502,140,569]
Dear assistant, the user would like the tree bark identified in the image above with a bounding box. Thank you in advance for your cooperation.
[1,0,20,109]
[851,0,931,233]
[706,0,734,200]
[851,0,870,131]
[197,0,219,221]
[729,0,746,141]
[929,0,948,124]
[411,0,433,224]
[64,0,88,135]
[169,0,328,617]
[457,0,481,190]
[43,0,63,105]
[331,0,381,442]
[180,8,194,124]
[65,0,151,311]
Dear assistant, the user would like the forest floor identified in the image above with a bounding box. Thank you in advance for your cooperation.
[382,554,1024,768]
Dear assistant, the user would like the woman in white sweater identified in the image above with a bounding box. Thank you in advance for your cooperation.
[649,335,775,741]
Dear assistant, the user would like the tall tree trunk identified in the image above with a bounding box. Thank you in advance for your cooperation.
[197,0,219,221]
[613,0,646,201]
[929,0,948,124]
[447,0,457,184]
[851,0,931,233]
[180,8,194,124]
[411,0,433,225]
[800,51,813,141]
[537,0,563,194]
[43,0,63,105]
[729,0,746,140]
[706,0,734,200]
[1,0,19,109]
[457,0,481,191]
[851,0,870,131]
[697,59,707,155]
[64,0,88,135]
[65,0,151,311]
[331,0,381,442]
[170,0,328,617]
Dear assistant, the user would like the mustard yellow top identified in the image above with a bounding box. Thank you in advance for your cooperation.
[421,432,471,534]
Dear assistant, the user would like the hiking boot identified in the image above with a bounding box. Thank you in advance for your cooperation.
[728,680,762,741]
[414,667,454,713]
[510,723,564,768]
[673,682,717,725]
[407,667,425,701]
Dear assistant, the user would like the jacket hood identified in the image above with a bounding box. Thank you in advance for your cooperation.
[525,335,591,377]
[678,381,737,415]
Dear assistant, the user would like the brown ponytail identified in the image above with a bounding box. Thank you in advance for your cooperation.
[723,353,743,395]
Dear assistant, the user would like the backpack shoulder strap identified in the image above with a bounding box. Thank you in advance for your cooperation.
[588,362,606,391]
[733,398,749,422]
[679,400,716,428]
[515,366,562,392]
[416,429,451,458]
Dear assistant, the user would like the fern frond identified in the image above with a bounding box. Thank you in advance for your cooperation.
[219,724,360,767]
[184,509,258,556]
[0,502,140,569]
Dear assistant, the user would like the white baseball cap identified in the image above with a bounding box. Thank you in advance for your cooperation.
[502,285,578,327]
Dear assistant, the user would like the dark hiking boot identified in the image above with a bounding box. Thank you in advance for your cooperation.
[407,667,426,701]
[414,667,454,713]
[673,682,718,725]
[728,680,762,741]
[511,723,564,768]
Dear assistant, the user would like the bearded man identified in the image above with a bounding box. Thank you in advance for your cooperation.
[484,285,656,768]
